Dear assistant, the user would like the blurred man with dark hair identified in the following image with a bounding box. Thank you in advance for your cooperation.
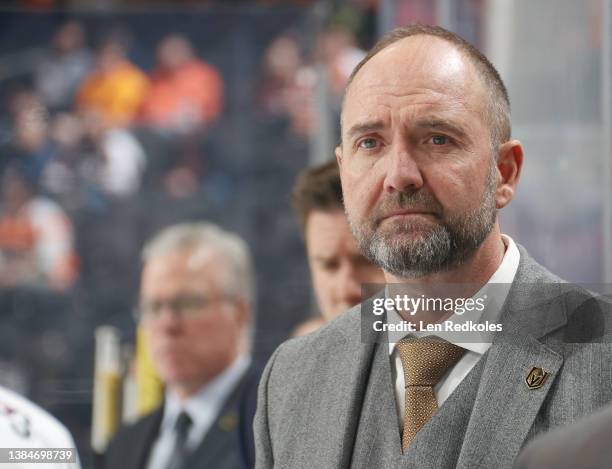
[104,222,259,469]
[291,160,383,323]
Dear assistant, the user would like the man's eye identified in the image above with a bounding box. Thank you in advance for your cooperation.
[321,260,340,271]
[176,297,208,311]
[431,135,448,145]
[358,138,378,149]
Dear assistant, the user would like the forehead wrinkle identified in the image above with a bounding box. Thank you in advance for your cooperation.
[343,91,478,140]
[341,37,489,136]
[349,82,476,111]
[344,78,478,113]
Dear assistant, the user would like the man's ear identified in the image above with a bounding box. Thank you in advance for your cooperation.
[335,145,343,166]
[495,140,523,209]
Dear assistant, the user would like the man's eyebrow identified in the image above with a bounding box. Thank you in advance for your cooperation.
[414,118,469,140]
[342,118,472,145]
[345,120,386,140]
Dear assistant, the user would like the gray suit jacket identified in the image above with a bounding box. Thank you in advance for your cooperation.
[254,246,612,468]
[513,402,612,469]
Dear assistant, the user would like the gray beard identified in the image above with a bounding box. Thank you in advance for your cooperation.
[349,163,497,278]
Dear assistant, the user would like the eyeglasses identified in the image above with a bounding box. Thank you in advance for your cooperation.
[135,294,230,322]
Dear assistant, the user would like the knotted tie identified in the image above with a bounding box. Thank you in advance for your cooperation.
[396,336,465,451]
[165,411,193,469]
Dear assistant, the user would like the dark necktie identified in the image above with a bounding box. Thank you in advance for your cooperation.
[165,411,193,469]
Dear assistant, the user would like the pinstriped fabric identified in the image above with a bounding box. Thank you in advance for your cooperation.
[397,336,465,452]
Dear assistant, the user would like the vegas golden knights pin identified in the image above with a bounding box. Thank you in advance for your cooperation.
[525,367,550,390]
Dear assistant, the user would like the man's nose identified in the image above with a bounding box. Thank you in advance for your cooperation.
[383,141,423,194]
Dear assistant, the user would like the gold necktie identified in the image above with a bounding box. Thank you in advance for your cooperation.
[396,337,466,451]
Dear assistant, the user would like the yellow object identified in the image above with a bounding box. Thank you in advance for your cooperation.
[77,60,149,127]
[136,326,164,415]
[101,371,121,440]
[91,327,122,453]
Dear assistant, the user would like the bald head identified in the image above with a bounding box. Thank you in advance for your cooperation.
[342,25,510,150]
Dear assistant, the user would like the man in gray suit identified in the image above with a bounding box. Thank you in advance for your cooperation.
[254,24,612,469]
[513,402,612,469]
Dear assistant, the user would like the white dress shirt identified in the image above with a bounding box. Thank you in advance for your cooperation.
[387,235,520,425]
[146,355,250,469]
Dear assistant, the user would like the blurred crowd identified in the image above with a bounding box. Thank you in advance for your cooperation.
[0,6,373,465]
[0,16,369,294]
[1,21,224,291]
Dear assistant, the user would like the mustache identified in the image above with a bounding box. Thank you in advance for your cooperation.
[372,191,444,224]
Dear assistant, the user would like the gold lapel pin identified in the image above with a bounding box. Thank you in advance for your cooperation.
[525,367,550,390]
[218,412,238,431]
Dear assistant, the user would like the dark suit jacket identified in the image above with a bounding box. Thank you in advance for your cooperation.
[513,402,612,469]
[104,364,261,469]
[254,246,612,468]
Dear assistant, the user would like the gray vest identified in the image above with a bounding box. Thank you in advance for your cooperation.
[350,342,485,468]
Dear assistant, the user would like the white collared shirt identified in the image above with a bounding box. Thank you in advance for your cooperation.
[387,235,520,426]
[146,355,250,469]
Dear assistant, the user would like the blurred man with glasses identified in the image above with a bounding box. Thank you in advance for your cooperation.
[104,222,259,469]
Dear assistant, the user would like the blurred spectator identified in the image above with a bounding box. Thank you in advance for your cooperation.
[256,25,363,139]
[43,112,87,211]
[291,160,384,321]
[315,24,365,103]
[282,23,366,141]
[80,108,146,199]
[285,63,318,138]
[256,31,324,139]
[76,37,149,127]
[256,32,320,139]
[139,34,224,134]
[0,90,59,192]
[34,20,93,112]
[256,33,303,120]
[0,165,77,292]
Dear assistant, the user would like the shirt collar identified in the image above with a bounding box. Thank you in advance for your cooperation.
[387,234,520,356]
[160,354,251,435]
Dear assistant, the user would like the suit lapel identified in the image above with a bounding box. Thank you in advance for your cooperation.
[282,304,378,468]
[129,408,164,469]
[183,409,240,468]
[339,298,385,467]
[457,254,569,468]
[314,325,378,468]
[457,334,563,468]
[182,367,253,468]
